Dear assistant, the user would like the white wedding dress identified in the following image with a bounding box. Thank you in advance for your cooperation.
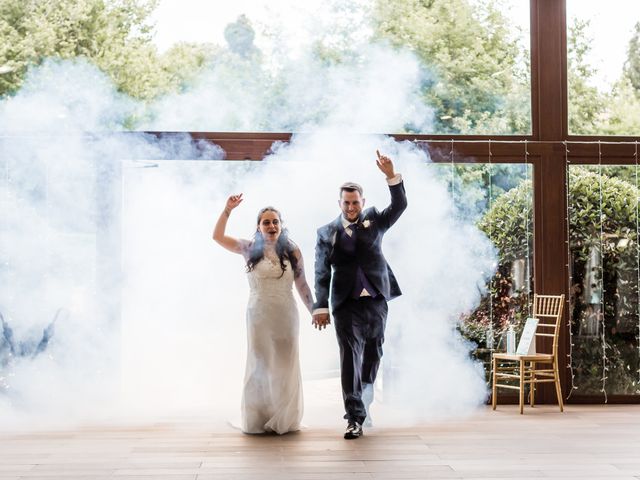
[241,253,303,434]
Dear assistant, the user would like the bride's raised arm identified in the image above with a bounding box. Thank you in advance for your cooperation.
[213,193,251,255]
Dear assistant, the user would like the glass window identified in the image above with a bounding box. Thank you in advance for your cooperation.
[450,162,534,380]
[145,0,532,134]
[567,0,640,136]
[0,138,101,395]
[0,0,530,135]
[568,164,640,396]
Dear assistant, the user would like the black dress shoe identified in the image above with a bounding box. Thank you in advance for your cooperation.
[344,421,363,439]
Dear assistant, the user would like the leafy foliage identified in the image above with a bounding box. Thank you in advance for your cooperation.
[372,0,530,134]
[568,17,640,136]
[625,22,640,94]
[567,19,607,135]
[467,168,640,394]
[0,0,217,101]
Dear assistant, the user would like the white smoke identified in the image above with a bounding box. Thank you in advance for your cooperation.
[0,11,495,429]
[253,134,494,424]
[142,44,433,133]
[0,59,224,427]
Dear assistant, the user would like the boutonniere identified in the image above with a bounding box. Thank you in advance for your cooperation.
[362,219,371,229]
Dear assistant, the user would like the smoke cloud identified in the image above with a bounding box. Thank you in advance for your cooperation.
[0,15,494,429]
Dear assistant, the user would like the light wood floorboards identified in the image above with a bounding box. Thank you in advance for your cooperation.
[1,405,639,479]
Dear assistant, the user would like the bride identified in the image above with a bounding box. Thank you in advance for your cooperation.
[213,193,314,434]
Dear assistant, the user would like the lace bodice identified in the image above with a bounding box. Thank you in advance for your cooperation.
[246,253,294,297]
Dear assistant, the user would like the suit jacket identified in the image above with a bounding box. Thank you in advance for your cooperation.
[313,181,408,312]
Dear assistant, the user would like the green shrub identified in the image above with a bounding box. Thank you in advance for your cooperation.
[465,167,640,395]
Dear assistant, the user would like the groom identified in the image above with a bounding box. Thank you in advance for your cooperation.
[312,151,407,439]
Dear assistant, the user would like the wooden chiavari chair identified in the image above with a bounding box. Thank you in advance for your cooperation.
[492,294,565,414]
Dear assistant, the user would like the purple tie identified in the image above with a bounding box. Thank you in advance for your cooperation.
[342,223,357,253]
[340,223,380,298]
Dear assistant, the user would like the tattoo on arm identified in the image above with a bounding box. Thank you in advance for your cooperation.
[304,292,314,310]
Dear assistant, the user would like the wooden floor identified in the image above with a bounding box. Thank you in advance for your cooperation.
[1,405,639,479]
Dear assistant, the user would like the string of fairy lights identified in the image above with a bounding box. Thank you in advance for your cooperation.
[488,140,494,342]
[524,140,533,319]
[596,141,609,403]
[564,141,578,399]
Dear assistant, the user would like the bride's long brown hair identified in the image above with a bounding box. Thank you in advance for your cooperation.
[246,207,298,277]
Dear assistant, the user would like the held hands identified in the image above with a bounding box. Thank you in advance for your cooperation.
[376,150,395,179]
[312,313,331,330]
[224,193,243,214]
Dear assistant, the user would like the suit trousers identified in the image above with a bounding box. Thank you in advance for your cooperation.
[333,296,387,425]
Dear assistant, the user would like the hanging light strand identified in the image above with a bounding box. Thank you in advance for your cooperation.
[488,140,494,332]
[524,141,533,318]
[565,141,578,398]
[597,141,608,403]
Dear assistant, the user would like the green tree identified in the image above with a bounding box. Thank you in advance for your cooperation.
[567,18,607,135]
[159,42,221,93]
[0,0,216,101]
[372,0,529,134]
[567,17,640,136]
[624,21,640,93]
[595,76,640,136]
[224,14,260,58]
[598,20,640,136]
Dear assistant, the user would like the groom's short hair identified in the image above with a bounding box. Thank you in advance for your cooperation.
[340,182,363,197]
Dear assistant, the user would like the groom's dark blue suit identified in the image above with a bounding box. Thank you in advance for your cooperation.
[314,180,407,425]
